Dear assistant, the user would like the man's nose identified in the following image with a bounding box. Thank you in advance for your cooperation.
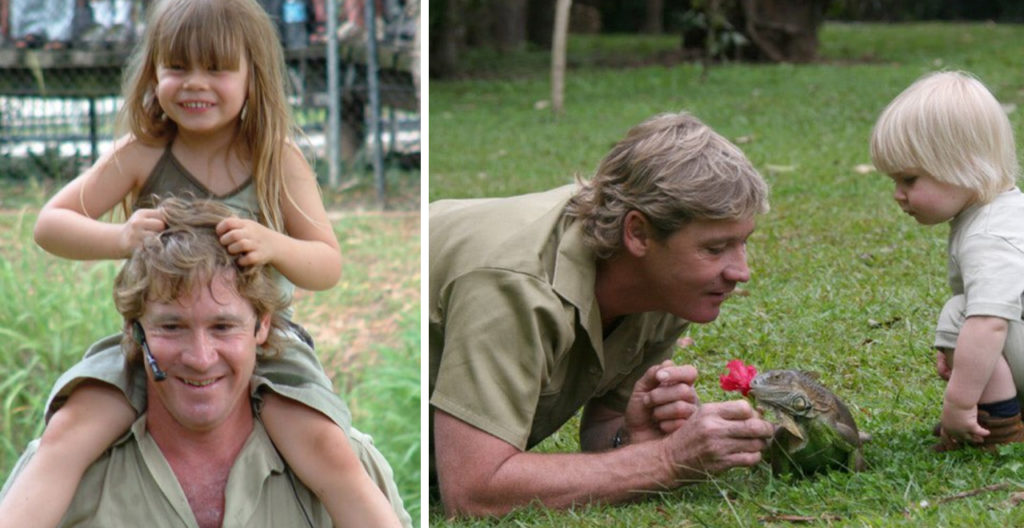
[181,331,218,370]
[724,248,751,283]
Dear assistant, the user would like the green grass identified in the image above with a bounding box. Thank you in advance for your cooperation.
[0,203,421,524]
[429,22,1024,526]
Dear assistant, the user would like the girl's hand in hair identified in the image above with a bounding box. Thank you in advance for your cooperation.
[120,208,166,256]
[216,216,279,267]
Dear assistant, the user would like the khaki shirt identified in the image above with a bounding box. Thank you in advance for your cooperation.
[2,416,331,527]
[429,185,687,453]
[37,335,412,527]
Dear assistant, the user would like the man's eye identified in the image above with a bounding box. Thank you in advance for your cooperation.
[706,245,726,255]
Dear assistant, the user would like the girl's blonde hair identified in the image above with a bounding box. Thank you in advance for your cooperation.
[564,111,769,259]
[118,0,294,232]
[870,71,1019,204]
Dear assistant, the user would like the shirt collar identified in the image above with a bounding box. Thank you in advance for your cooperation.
[131,411,286,526]
[551,218,606,362]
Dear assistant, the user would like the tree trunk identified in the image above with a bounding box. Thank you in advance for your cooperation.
[429,0,466,77]
[643,0,664,34]
[739,0,826,63]
[527,0,555,48]
[551,0,571,115]
[493,0,528,52]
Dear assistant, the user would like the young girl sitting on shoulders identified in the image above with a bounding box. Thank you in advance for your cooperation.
[870,70,1024,451]
[0,0,406,526]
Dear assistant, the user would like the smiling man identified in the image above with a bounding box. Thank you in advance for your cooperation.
[1,199,406,527]
[429,111,776,517]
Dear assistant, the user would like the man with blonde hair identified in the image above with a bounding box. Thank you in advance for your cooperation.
[429,111,775,517]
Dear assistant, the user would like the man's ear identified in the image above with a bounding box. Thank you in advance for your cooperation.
[255,313,272,344]
[622,210,652,257]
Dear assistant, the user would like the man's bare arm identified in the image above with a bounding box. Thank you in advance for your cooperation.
[433,401,771,518]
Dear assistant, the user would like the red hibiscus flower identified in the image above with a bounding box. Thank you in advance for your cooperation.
[719,359,757,397]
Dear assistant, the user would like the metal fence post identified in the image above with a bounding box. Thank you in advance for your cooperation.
[326,0,340,187]
[88,96,98,164]
[365,0,386,207]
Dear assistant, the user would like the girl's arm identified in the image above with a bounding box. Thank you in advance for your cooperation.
[34,137,163,260]
[217,145,341,291]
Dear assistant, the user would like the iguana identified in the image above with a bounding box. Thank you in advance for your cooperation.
[747,369,869,476]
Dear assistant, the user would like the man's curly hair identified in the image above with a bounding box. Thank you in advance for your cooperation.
[113,197,290,362]
[564,111,769,259]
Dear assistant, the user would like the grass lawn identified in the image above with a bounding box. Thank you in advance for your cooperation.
[0,189,421,523]
[429,22,1024,526]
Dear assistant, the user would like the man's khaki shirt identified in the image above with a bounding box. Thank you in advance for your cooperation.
[2,416,331,527]
[429,185,688,453]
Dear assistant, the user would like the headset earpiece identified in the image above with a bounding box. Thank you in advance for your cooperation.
[133,320,167,382]
[132,320,145,345]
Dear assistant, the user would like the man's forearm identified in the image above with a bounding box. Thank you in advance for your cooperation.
[436,401,771,518]
[446,440,685,516]
[434,410,698,517]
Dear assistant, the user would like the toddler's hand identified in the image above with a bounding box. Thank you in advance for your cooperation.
[216,216,276,266]
[940,401,988,445]
[935,350,952,381]
[120,208,165,255]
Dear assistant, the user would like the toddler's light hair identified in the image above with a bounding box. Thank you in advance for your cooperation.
[870,71,1018,204]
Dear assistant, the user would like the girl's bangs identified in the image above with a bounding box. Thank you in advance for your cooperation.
[155,10,244,70]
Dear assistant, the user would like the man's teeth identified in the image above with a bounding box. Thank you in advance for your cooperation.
[182,378,216,387]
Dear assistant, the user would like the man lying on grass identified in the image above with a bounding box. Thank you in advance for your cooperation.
[429,111,775,517]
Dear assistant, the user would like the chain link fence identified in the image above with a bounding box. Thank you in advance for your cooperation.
[0,0,419,207]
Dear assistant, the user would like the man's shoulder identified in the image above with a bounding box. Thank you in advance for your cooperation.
[429,185,579,289]
[430,184,577,215]
[430,184,577,238]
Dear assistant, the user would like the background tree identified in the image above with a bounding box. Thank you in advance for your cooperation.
[427,0,974,77]
[644,0,665,33]
[682,0,829,63]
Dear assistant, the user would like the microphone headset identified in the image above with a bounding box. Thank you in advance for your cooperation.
[131,319,264,383]
[132,320,167,382]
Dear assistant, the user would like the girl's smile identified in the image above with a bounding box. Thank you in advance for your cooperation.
[155,54,249,139]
